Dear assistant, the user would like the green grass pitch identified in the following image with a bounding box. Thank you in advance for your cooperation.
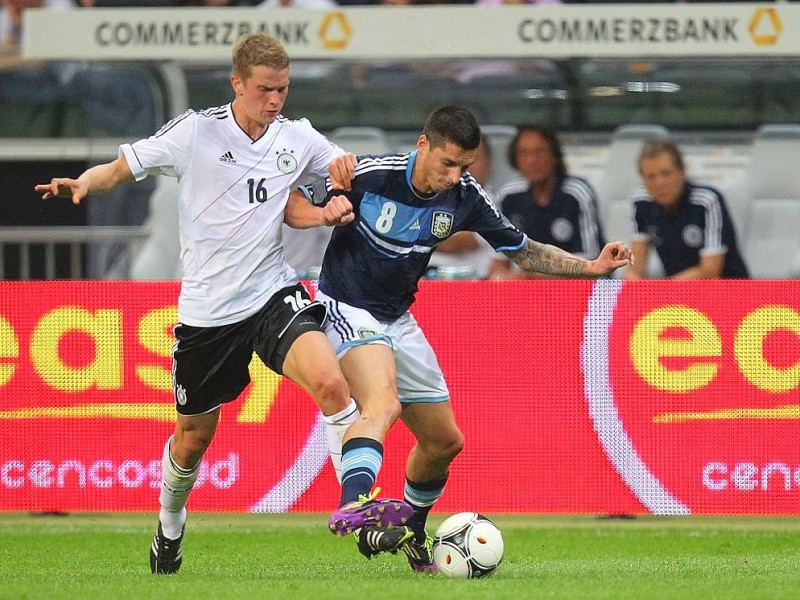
[1,513,798,600]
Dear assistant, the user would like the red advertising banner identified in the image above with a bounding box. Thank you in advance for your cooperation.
[1,280,798,515]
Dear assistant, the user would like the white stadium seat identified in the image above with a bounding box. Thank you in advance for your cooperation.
[328,127,392,156]
[130,177,182,280]
[480,124,519,195]
[739,124,800,278]
[718,171,750,236]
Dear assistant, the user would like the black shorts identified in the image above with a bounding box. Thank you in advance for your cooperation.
[171,283,326,416]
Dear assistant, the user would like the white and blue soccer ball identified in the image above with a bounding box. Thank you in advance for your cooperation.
[432,512,504,579]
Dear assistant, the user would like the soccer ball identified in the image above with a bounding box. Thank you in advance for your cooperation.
[432,512,504,579]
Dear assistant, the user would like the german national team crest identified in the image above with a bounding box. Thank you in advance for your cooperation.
[431,211,454,239]
[276,151,298,173]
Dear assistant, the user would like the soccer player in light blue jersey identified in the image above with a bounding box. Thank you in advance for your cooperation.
[286,106,632,571]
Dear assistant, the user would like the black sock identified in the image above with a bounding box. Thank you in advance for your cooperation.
[404,474,448,542]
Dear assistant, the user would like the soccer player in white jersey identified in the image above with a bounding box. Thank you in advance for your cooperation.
[34,33,413,575]
[286,106,633,571]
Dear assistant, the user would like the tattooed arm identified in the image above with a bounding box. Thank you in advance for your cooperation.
[505,238,633,278]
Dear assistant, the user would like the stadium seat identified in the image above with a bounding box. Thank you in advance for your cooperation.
[129,177,182,280]
[328,126,392,156]
[738,124,800,278]
[480,124,519,195]
[387,131,419,154]
[719,172,750,237]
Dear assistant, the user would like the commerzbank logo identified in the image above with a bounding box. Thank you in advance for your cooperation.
[749,7,782,46]
[319,11,351,50]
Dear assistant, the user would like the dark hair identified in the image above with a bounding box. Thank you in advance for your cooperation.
[638,137,684,173]
[422,106,481,152]
[508,124,566,178]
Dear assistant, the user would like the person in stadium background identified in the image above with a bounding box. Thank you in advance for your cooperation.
[489,124,606,279]
[285,105,632,572]
[34,32,415,576]
[622,136,749,280]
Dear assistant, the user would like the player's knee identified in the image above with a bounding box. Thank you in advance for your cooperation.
[431,428,464,463]
[445,429,465,461]
[173,429,213,464]
[308,367,349,412]
[383,398,403,426]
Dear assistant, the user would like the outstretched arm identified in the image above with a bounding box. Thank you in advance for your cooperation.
[284,190,355,229]
[506,239,633,278]
[34,155,134,205]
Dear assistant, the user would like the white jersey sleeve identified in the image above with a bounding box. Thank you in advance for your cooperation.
[294,118,346,184]
[120,110,196,181]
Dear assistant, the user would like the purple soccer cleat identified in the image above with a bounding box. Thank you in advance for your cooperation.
[328,487,413,536]
[402,532,438,573]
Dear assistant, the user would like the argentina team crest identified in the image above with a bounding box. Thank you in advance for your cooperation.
[431,211,454,239]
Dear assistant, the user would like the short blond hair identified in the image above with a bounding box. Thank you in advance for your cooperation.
[232,34,290,80]
[638,137,684,173]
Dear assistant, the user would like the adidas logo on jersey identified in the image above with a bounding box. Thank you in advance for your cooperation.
[219,151,236,164]
[410,219,421,230]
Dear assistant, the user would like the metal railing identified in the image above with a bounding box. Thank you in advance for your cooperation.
[0,226,150,280]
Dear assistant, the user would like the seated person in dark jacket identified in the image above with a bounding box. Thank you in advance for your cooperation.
[623,136,749,280]
[489,124,605,279]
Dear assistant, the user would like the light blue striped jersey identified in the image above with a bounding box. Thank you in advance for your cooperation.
[318,151,526,320]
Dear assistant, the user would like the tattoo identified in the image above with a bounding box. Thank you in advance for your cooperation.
[505,239,590,277]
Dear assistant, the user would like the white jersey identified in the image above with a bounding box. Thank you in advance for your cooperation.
[120,104,344,327]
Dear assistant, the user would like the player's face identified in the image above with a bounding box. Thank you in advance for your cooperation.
[514,130,557,186]
[415,136,477,195]
[231,65,289,129]
[639,152,686,208]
